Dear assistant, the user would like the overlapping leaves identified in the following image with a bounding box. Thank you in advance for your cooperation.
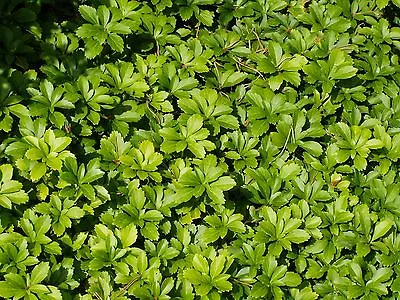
[1,0,400,299]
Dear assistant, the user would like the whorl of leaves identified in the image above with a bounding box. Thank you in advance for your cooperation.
[1,0,400,299]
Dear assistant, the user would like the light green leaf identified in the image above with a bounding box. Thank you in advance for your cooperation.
[213,274,232,291]
[282,272,301,287]
[193,254,209,274]
[79,5,98,24]
[30,262,49,284]
[210,256,225,279]
[280,162,301,180]
[285,229,311,244]
[371,219,393,241]
[376,0,389,9]
[66,207,84,219]
[120,223,137,248]
[184,269,202,285]
[85,38,103,59]
[107,34,124,52]
[31,163,47,181]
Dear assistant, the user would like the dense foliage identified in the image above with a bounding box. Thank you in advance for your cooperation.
[1,0,400,299]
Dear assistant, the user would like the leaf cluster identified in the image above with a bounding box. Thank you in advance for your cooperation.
[1,0,400,299]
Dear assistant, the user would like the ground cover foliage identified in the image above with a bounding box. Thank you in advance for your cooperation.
[1,0,400,299]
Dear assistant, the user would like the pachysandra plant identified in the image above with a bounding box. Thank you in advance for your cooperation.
[1,0,400,299]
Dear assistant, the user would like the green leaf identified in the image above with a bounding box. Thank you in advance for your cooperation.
[280,162,301,180]
[0,164,29,208]
[85,39,103,59]
[31,163,47,181]
[354,155,367,170]
[107,34,124,52]
[213,274,232,291]
[210,176,236,191]
[81,184,95,201]
[66,207,84,219]
[197,9,214,26]
[79,5,99,24]
[30,262,49,284]
[285,229,311,244]
[165,187,194,206]
[0,282,18,298]
[300,141,323,157]
[184,269,202,285]
[369,268,393,284]
[371,219,393,241]
[210,256,225,279]
[141,222,159,240]
[268,41,283,66]
[174,78,198,92]
[365,139,384,149]
[193,254,209,274]
[202,228,221,243]
[81,160,104,184]
[293,287,319,300]
[187,114,203,136]
[142,210,163,221]
[9,104,30,118]
[376,0,389,9]
[2,2,400,299]
[328,49,357,79]
[282,272,301,287]
[119,224,138,248]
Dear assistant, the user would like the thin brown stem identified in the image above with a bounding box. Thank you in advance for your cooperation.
[116,276,141,297]
[232,57,265,79]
